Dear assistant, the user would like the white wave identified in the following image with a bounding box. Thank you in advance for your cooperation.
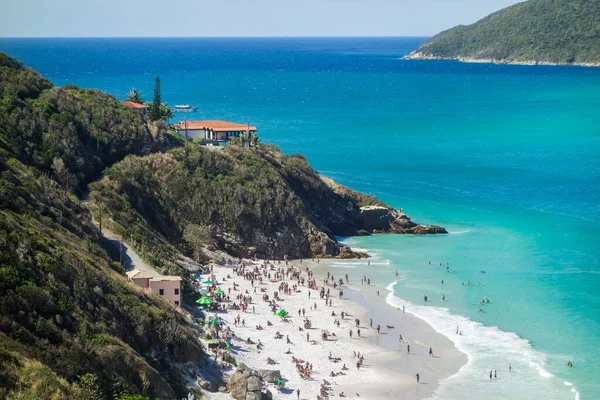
[530,361,554,378]
[385,280,398,292]
[448,229,471,235]
[383,285,575,400]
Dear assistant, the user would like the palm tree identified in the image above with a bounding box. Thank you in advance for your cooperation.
[126,88,144,104]
[160,103,174,124]
[240,131,250,148]
[249,132,259,148]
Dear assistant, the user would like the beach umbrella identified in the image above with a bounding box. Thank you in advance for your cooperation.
[202,280,214,285]
[207,317,219,326]
[274,379,287,389]
[276,309,288,318]
[206,339,220,346]
[196,297,214,306]
[214,288,224,294]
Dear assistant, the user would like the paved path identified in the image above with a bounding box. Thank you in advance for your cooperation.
[101,227,159,276]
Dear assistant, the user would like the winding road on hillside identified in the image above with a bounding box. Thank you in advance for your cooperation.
[101,227,159,276]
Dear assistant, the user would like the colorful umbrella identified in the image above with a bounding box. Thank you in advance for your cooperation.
[202,280,214,285]
[276,309,288,317]
[207,317,219,326]
[214,288,224,294]
[206,339,219,345]
[196,297,214,305]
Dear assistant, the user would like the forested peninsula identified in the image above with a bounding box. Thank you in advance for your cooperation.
[405,0,600,67]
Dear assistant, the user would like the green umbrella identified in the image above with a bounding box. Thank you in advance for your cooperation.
[202,280,214,285]
[196,297,214,305]
[207,317,219,326]
[276,309,288,318]
[214,288,224,294]
[273,379,287,387]
[206,339,219,345]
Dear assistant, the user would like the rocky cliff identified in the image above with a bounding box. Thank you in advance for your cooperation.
[89,144,446,263]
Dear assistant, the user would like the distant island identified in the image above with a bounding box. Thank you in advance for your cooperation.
[404,0,600,67]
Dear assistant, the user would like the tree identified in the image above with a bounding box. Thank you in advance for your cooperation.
[240,131,250,148]
[126,88,144,104]
[160,103,173,123]
[183,223,212,260]
[249,132,259,148]
[148,76,162,121]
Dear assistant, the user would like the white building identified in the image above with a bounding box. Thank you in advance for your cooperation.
[173,120,257,145]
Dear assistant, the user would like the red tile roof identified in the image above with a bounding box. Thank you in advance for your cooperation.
[122,101,149,109]
[174,120,257,132]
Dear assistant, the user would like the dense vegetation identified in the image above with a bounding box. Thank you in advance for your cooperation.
[0,53,179,194]
[408,0,600,65]
[89,144,390,261]
[0,54,202,399]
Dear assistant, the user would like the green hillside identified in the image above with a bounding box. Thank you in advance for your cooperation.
[0,54,201,399]
[406,0,600,65]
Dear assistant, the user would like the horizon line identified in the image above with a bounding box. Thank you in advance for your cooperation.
[0,35,431,40]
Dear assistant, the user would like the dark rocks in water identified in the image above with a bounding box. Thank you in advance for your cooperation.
[359,206,448,235]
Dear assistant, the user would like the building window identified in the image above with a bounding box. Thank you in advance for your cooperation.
[159,289,164,295]
[175,301,180,306]
[174,288,179,295]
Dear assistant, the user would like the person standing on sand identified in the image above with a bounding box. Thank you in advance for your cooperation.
[489,370,493,379]
[407,344,410,353]
[429,347,433,357]
[370,318,373,328]
[416,373,420,383]
[399,334,404,343]
[377,325,381,334]
[296,388,300,399]
[349,329,353,338]
[494,370,497,378]
[509,364,512,372]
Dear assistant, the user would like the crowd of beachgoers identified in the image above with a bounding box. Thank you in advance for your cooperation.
[198,257,465,400]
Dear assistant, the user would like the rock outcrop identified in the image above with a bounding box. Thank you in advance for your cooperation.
[358,206,447,235]
[227,364,275,400]
[91,146,444,263]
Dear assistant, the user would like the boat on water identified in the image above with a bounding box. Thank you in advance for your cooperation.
[173,104,198,112]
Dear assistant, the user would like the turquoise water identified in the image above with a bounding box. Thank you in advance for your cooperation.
[1,38,599,399]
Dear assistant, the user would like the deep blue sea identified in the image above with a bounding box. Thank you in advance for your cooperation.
[1,37,599,399]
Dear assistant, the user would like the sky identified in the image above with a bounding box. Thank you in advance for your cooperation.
[1,0,524,37]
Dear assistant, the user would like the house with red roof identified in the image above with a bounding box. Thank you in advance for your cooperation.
[173,120,257,146]
[122,101,150,117]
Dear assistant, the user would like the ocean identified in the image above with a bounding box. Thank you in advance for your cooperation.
[1,37,598,399]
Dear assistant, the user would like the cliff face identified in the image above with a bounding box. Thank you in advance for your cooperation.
[405,0,600,67]
[89,145,446,262]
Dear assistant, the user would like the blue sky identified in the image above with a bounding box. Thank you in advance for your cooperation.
[1,0,524,37]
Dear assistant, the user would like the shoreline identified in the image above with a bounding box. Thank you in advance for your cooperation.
[401,53,600,68]
[201,257,466,399]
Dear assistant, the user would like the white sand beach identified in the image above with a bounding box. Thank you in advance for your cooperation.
[201,259,467,400]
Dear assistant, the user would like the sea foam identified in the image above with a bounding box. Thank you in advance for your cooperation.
[384,281,578,400]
